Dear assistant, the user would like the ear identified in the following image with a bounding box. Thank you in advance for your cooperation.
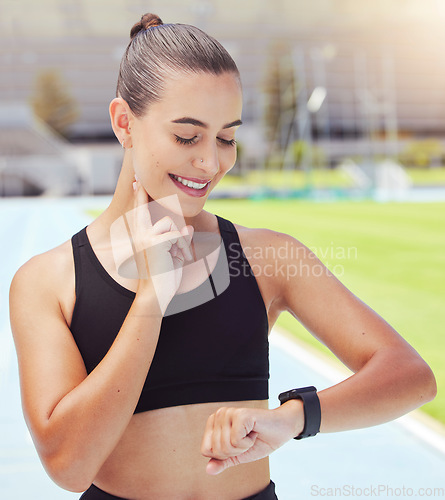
[109,98,134,148]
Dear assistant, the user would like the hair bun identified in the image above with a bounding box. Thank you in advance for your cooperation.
[130,13,163,40]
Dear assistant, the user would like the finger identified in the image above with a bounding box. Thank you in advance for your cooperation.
[150,230,183,248]
[132,180,152,232]
[170,243,186,271]
[214,412,231,460]
[182,224,194,241]
[219,410,236,457]
[133,178,149,205]
[206,456,240,476]
[209,411,224,459]
[171,253,185,271]
[170,243,179,259]
[150,215,178,236]
[178,225,194,261]
[212,407,252,456]
[201,413,216,458]
[211,408,248,460]
[205,431,259,476]
[178,246,192,264]
[231,411,256,451]
[170,225,193,263]
[134,174,153,202]
[149,219,193,262]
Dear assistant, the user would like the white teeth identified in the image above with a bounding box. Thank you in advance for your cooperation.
[171,174,208,190]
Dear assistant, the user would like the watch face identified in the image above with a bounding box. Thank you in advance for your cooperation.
[289,386,316,397]
[295,386,317,394]
[278,386,317,403]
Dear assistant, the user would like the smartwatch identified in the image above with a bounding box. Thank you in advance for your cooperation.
[278,386,321,440]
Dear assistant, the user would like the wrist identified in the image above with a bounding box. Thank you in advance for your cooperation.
[132,284,164,318]
[137,273,178,316]
[278,398,305,441]
[278,386,321,439]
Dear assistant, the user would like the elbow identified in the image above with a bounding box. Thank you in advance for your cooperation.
[418,361,437,404]
[30,417,107,493]
[31,424,96,492]
[41,449,97,493]
[404,355,437,409]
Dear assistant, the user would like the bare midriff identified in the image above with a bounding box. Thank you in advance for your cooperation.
[94,399,271,500]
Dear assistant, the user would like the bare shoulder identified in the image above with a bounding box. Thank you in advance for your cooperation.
[231,221,319,288]
[10,238,76,326]
[11,238,73,289]
[229,222,314,326]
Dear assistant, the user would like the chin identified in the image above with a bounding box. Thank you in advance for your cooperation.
[148,193,206,223]
[180,199,207,219]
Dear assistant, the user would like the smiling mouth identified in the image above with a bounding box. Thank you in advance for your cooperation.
[169,174,211,190]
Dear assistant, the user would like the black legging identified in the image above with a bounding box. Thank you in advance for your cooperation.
[80,480,278,499]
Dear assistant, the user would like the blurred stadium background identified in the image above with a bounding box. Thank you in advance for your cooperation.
[1,4,444,498]
[1,0,444,425]
[2,0,445,199]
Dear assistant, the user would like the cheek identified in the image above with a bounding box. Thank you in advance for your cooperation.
[220,148,237,174]
[133,144,166,176]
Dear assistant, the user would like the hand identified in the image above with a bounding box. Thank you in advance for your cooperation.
[132,180,194,311]
[200,401,304,475]
[110,180,194,313]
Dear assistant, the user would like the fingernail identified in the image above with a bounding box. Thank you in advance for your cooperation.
[133,181,137,192]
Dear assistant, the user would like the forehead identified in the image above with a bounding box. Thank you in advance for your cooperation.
[147,72,242,125]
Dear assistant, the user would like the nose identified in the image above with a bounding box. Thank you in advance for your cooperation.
[195,144,220,178]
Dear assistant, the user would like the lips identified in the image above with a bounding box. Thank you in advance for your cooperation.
[169,174,212,198]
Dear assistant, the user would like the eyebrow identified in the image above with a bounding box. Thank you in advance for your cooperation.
[171,117,243,129]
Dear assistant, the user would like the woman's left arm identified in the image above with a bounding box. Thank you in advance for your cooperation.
[277,233,436,432]
[201,231,436,474]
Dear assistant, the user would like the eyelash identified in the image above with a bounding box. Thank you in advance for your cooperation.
[174,135,237,147]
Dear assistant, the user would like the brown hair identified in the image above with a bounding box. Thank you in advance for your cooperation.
[116,13,240,117]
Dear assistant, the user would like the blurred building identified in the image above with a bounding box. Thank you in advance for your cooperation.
[1,0,445,193]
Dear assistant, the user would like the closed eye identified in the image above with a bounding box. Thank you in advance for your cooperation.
[174,135,236,147]
[174,135,198,146]
[217,137,237,147]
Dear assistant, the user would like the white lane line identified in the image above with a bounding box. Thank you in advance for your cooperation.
[270,326,445,456]
[269,326,351,384]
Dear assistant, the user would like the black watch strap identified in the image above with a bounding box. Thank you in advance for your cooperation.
[278,386,321,440]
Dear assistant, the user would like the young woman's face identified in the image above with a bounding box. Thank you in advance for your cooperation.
[130,71,243,217]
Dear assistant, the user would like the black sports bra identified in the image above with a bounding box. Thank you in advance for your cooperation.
[70,214,269,413]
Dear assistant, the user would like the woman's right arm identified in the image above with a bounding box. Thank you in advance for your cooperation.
[10,182,192,492]
[10,253,163,492]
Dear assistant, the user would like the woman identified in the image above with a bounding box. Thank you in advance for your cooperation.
[10,13,436,500]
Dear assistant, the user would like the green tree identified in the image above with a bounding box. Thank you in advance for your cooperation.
[262,41,298,167]
[291,140,326,169]
[400,139,444,168]
[30,68,79,139]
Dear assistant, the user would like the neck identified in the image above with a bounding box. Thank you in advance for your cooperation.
[106,153,136,219]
